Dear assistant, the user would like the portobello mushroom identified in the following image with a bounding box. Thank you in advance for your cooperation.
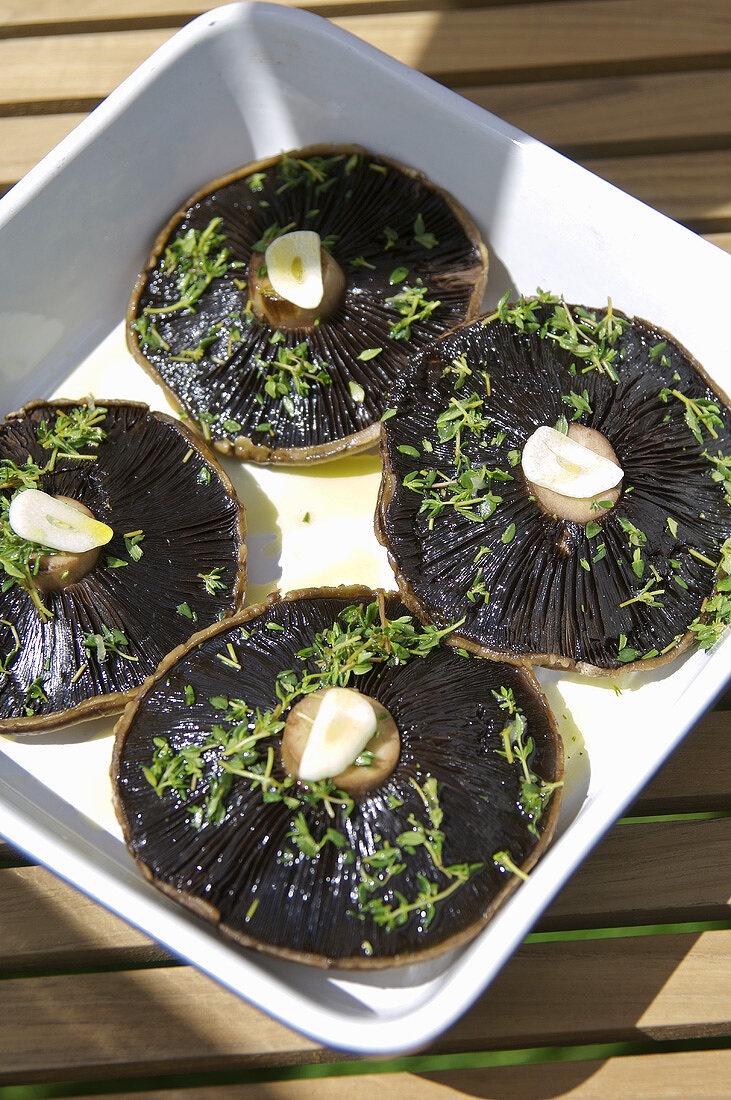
[0,398,246,733]
[112,586,563,968]
[376,292,731,675]
[126,145,488,464]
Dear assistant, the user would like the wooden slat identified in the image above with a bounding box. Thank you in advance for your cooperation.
[1,2,731,113]
[0,0,543,35]
[446,930,731,1051]
[0,30,166,111]
[94,1050,731,1099]
[336,1,731,80]
[0,865,168,971]
[1,817,728,974]
[0,112,85,185]
[582,149,731,229]
[544,817,731,929]
[633,711,731,814]
[0,930,729,1082]
[706,232,731,254]
[0,965,319,1085]
[462,69,731,156]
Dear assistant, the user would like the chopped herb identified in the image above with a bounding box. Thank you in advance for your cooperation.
[246,172,266,192]
[493,850,529,882]
[562,389,593,420]
[358,347,382,361]
[260,341,332,413]
[350,256,376,270]
[386,280,440,340]
[412,214,438,249]
[251,221,296,253]
[199,567,225,595]
[442,354,472,390]
[124,531,145,562]
[147,217,239,315]
[105,556,128,569]
[660,387,723,444]
[83,625,138,663]
[382,226,399,251]
[482,291,624,382]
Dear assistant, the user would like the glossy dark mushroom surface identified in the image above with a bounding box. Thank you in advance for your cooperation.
[112,586,562,968]
[127,145,488,464]
[0,400,246,732]
[376,299,731,675]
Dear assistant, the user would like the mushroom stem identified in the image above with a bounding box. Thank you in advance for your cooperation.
[526,424,623,524]
[29,497,107,592]
[282,688,400,794]
[248,247,346,331]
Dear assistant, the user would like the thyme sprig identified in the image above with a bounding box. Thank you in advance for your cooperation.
[688,536,731,650]
[355,776,482,931]
[35,402,107,463]
[386,280,440,340]
[275,153,344,194]
[483,290,624,381]
[83,625,138,663]
[493,687,562,837]
[260,342,332,416]
[403,464,511,527]
[145,217,239,315]
[704,450,731,504]
[660,387,724,443]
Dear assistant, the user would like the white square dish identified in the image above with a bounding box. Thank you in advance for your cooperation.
[1,0,731,1056]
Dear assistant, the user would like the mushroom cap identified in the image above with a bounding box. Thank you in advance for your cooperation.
[112,586,562,968]
[126,145,488,465]
[376,299,731,675]
[0,399,246,733]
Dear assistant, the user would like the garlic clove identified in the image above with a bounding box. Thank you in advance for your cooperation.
[265,230,324,310]
[297,686,378,782]
[8,488,113,553]
[522,425,623,498]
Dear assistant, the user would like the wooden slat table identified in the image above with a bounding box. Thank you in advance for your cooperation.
[1,1,730,1096]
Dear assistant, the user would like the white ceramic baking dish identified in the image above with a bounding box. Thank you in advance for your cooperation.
[1,0,730,1055]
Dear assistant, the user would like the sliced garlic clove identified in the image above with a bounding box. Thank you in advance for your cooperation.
[298,686,378,782]
[265,230,324,309]
[522,425,623,498]
[8,488,113,553]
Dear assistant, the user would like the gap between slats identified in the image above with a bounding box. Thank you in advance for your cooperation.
[0,0,711,39]
[44,1045,730,1100]
[0,930,729,1083]
[2,3,731,116]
